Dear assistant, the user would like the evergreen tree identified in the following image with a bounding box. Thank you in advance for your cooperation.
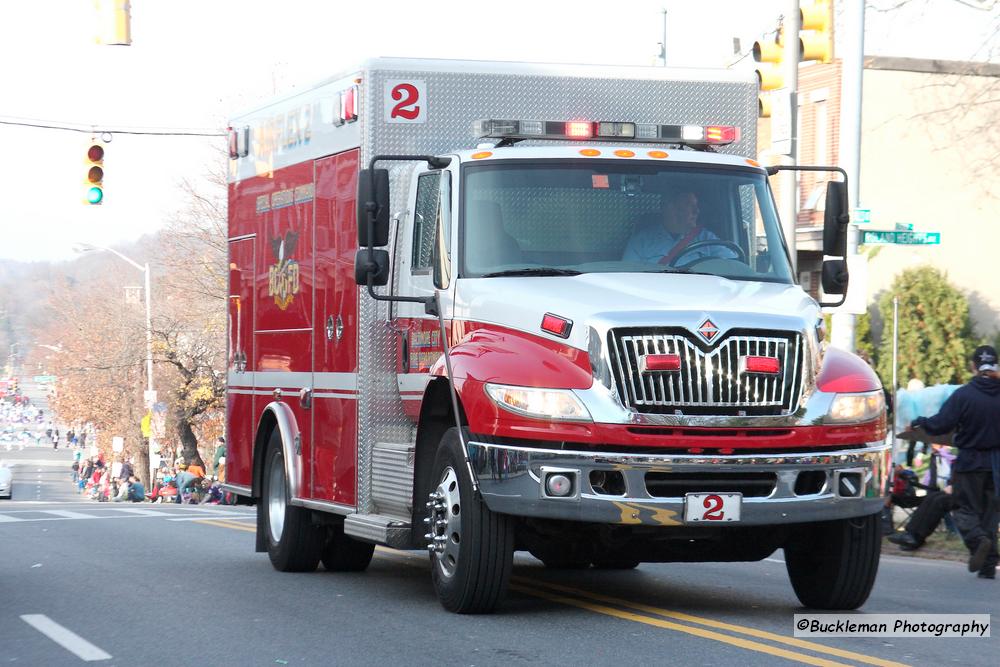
[875,267,974,388]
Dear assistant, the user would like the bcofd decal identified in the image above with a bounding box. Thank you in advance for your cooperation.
[268,232,300,310]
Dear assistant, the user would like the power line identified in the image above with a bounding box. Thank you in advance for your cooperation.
[0,116,225,137]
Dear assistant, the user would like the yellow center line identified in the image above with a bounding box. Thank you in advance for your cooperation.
[374,550,860,667]
[512,576,909,667]
[508,584,851,667]
[194,518,256,532]
[210,538,904,667]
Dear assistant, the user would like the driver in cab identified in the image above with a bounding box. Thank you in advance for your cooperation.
[622,189,738,265]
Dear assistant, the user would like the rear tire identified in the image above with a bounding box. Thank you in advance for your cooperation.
[785,513,881,610]
[428,427,514,614]
[261,429,322,572]
[321,523,375,572]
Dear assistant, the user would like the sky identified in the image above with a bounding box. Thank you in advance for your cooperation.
[0,0,997,263]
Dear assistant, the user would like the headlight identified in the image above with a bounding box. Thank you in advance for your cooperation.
[484,383,592,422]
[826,390,884,423]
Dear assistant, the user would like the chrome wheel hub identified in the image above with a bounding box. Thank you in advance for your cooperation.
[267,450,286,543]
[425,466,461,578]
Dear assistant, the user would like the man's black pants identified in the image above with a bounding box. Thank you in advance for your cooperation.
[951,470,999,569]
[906,490,958,544]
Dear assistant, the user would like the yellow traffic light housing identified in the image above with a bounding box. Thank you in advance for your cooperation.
[753,30,784,118]
[85,142,105,205]
[799,0,833,63]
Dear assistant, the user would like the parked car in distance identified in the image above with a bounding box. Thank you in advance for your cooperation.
[0,461,12,499]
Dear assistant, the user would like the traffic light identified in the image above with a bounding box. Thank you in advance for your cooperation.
[85,141,104,205]
[800,0,834,63]
[753,29,784,118]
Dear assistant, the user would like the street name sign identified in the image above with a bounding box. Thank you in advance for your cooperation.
[853,208,871,224]
[861,230,940,245]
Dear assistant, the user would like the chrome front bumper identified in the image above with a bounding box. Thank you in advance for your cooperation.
[468,441,890,527]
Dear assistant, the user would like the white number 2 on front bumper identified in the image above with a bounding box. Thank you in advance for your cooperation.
[684,493,742,522]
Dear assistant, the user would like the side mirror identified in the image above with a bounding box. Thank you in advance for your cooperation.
[821,259,848,296]
[354,248,390,286]
[357,168,390,247]
[823,180,848,257]
[432,171,452,290]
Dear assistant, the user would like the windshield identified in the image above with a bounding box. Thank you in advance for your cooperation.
[460,160,793,284]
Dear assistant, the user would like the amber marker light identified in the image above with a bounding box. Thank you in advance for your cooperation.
[471,151,493,159]
[647,150,669,159]
[746,158,760,167]
[613,149,635,158]
[579,148,601,157]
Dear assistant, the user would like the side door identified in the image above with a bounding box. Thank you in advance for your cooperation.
[393,168,445,418]
[311,149,359,507]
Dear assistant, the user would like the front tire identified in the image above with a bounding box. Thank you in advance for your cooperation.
[428,427,514,614]
[261,429,322,572]
[784,513,881,610]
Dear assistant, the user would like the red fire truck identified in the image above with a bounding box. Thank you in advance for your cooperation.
[226,58,888,614]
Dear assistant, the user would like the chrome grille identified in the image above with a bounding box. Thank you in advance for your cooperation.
[608,328,803,415]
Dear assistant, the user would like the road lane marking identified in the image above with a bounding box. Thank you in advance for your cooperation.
[370,549,859,667]
[20,614,111,662]
[515,578,908,667]
[0,509,253,523]
[41,510,95,519]
[111,508,171,517]
[168,515,255,522]
[194,518,257,532]
[507,584,850,667]
[202,527,905,667]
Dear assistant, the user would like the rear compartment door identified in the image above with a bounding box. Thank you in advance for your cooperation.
[254,162,315,498]
[226,236,254,488]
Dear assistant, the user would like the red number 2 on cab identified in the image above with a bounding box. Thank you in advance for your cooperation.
[384,80,426,124]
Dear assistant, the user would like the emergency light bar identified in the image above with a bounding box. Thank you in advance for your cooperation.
[475,119,740,147]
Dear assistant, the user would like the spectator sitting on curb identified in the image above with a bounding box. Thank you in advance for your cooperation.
[112,477,131,502]
[186,460,206,479]
[888,485,958,551]
[174,464,196,504]
[127,475,145,502]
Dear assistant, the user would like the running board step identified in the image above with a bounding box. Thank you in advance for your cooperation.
[344,513,411,548]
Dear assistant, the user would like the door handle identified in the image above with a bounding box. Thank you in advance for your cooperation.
[401,330,410,373]
[299,387,312,409]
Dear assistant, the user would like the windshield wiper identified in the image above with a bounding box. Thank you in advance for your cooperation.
[647,267,717,277]
[480,267,582,278]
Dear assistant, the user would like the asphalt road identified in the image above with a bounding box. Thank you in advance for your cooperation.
[0,446,995,666]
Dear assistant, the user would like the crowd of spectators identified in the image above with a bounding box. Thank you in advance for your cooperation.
[71,436,230,505]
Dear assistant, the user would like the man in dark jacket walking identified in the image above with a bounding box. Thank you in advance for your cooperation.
[911,346,1000,579]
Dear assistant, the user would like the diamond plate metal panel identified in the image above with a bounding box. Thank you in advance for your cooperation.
[355,60,758,513]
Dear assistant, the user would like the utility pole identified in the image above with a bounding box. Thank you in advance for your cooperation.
[831,0,865,353]
[779,0,800,274]
[660,9,668,66]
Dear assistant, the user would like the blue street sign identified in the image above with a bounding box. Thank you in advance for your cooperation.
[861,230,940,245]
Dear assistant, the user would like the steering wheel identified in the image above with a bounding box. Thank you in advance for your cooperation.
[667,239,746,268]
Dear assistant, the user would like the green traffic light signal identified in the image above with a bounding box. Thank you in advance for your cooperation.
[84,141,105,205]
